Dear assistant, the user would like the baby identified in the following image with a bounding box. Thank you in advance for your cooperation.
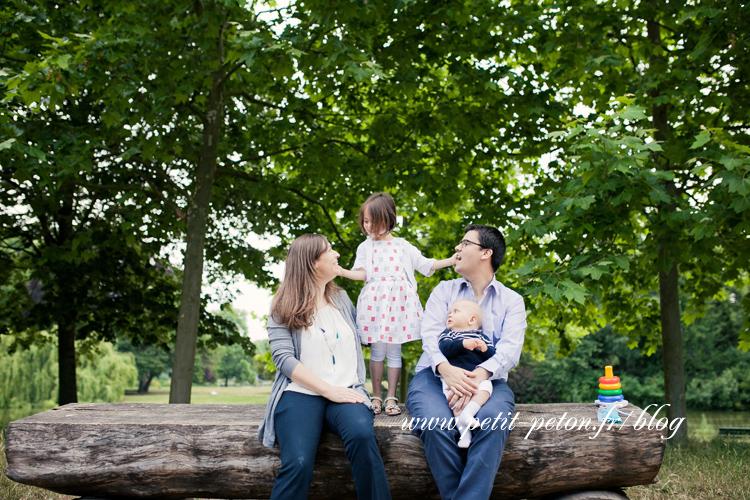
[438,300,496,448]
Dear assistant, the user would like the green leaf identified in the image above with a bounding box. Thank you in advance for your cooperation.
[56,54,72,69]
[648,187,671,203]
[690,132,711,150]
[620,105,647,121]
[581,266,603,280]
[37,30,62,42]
[719,155,745,171]
[513,262,535,276]
[0,138,16,151]
[613,256,630,270]
[543,284,563,302]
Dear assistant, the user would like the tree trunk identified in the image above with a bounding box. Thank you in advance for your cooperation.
[648,6,687,444]
[169,61,226,404]
[56,311,78,405]
[55,187,79,405]
[5,402,667,500]
[658,261,687,443]
[138,371,153,394]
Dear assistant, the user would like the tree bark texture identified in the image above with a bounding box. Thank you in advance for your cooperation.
[658,262,688,443]
[647,5,688,444]
[56,315,78,405]
[5,403,666,500]
[169,66,226,404]
[138,372,154,394]
[55,187,79,405]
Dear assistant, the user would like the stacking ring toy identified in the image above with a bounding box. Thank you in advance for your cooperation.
[598,388,623,396]
[598,394,624,403]
[599,366,620,385]
[599,382,621,390]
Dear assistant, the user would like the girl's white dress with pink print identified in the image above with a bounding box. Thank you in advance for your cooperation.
[352,237,436,345]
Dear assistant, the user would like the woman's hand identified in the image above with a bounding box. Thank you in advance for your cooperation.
[322,386,367,404]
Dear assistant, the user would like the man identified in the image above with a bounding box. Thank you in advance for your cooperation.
[406,224,527,500]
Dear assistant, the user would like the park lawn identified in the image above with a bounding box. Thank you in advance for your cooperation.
[122,384,272,405]
[625,438,750,500]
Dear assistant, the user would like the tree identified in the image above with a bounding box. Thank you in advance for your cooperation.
[3,0,561,404]
[116,338,171,394]
[216,344,255,387]
[0,2,185,404]
[1,1,252,404]
[490,0,750,442]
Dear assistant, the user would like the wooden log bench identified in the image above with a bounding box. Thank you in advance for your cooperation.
[718,427,750,438]
[3,402,666,500]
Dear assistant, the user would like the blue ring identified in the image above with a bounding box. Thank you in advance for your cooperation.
[598,394,624,402]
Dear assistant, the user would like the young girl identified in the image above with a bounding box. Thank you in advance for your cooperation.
[337,193,456,416]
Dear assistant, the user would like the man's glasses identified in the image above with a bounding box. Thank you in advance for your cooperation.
[459,239,484,249]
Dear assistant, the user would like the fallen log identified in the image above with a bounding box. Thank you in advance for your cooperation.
[4,402,666,499]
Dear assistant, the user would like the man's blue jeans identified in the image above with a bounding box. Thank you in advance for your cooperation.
[270,391,391,500]
[406,368,515,500]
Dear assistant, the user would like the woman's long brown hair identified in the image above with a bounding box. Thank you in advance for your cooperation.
[270,234,342,332]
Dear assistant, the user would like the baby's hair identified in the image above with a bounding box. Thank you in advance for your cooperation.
[359,192,397,237]
[452,300,483,328]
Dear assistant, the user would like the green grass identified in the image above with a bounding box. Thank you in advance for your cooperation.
[121,383,272,405]
[1,434,74,500]
[626,438,750,500]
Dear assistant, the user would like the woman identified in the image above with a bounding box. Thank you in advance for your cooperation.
[258,234,391,500]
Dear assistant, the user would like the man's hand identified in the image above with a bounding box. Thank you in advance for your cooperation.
[471,366,492,382]
[446,367,493,410]
[462,338,488,352]
[438,362,478,409]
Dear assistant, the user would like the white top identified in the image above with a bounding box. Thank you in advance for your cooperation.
[285,304,359,395]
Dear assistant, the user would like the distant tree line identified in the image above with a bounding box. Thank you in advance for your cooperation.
[511,288,750,412]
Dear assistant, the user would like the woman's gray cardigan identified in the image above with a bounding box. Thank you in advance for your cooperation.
[258,289,373,448]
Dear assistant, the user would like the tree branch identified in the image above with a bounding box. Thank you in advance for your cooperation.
[284,186,352,252]
[184,99,207,124]
[236,91,284,110]
[221,145,307,165]
[216,166,351,251]
[0,54,28,63]
[220,60,246,86]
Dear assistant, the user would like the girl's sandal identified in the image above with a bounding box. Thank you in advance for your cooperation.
[371,396,383,415]
[384,397,402,416]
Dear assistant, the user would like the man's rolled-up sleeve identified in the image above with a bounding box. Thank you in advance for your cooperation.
[478,293,527,381]
[421,282,451,373]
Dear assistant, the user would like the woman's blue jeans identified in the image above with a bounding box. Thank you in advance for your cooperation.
[406,368,515,500]
[270,390,391,500]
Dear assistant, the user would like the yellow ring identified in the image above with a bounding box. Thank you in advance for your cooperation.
[599,382,621,390]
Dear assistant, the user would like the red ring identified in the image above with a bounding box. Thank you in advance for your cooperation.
[599,376,620,384]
